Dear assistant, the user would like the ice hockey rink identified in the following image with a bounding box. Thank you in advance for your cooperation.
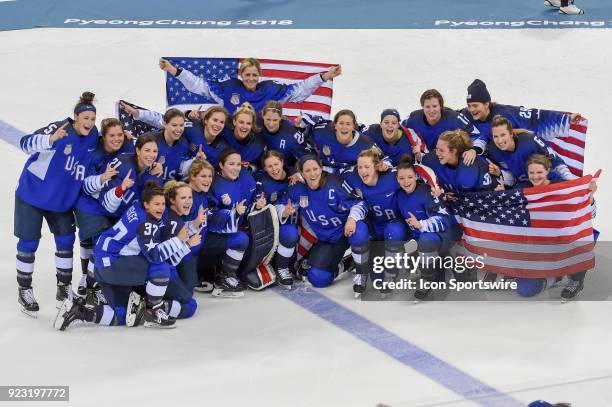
[1,6,612,407]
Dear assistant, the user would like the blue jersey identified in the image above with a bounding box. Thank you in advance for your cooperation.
[287,174,367,243]
[221,127,266,170]
[16,118,99,213]
[422,152,497,193]
[363,124,413,167]
[144,131,192,182]
[182,120,230,167]
[395,183,450,240]
[76,141,129,217]
[94,202,190,269]
[175,67,326,115]
[343,168,400,238]
[309,122,376,174]
[90,154,163,218]
[255,171,289,205]
[184,189,209,256]
[460,103,569,153]
[486,132,567,186]
[258,118,313,168]
[207,169,257,233]
[402,108,475,151]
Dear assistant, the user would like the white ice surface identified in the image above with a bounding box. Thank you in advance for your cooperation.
[0,28,611,407]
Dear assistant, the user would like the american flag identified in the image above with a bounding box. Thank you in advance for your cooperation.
[162,57,335,120]
[453,173,598,278]
[116,100,158,138]
[544,116,588,177]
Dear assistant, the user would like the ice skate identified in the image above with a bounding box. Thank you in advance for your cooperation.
[561,279,584,303]
[544,0,561,8]
[275,267,293,290]
[18,287,39,318]
[352,273,367,299]
[413,287,431,304]
[143,302,176,329]
[76,274,87,298]
[211,270,245,298]
[194,281,214,293]
[560,3,584,15]
[126,291,145,327]
[85,285,107,307]
[296,259,310,282]
[56,283,75,309]
[54,298,87,331]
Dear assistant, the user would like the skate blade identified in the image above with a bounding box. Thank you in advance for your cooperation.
[53,299,73,330]
[194,287,214,293]
[211,288,245,298]
[144,321,176,329]
[354,292,362,299]
[20,307,38,318]
[279,283,293,291]
[126,293,142,327]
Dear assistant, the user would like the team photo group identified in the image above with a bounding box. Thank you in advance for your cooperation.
[13,56,598,331]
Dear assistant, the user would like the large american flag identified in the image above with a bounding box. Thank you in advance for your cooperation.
[163,57,335,120]
[453,174,598,278]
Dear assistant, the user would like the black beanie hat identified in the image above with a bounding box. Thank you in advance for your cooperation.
[466,79,491,103]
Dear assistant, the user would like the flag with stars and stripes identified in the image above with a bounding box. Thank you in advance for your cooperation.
[452,173,598,278]
[116,100,157,139]
[162,57,335,120]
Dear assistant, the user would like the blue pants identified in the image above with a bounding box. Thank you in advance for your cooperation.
[14,194,75,241]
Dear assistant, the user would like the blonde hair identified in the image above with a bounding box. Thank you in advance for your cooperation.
[262,100,284,118]
[357,147,381,167]
[239,58,262,75]
[233,102,260,133]
[439,129,473,159]
[188,159,214,180]
[163,180,191,206]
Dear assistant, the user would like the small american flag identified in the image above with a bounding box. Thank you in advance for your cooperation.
[544,116,588,177]
[163,57,335,120]
[116,100,157,138]
[453,173,598,278]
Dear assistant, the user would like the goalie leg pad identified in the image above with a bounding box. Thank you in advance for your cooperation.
[239,205,279,290]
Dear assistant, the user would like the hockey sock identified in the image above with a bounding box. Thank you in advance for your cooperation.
[55,250,73,285]
[275,243,295,272]
[85,304,119,325]
[351,243,370,275]
[16,239,39,288]
[561,0,570,6]
[145,277,169,308]
[79,239,93,277]
[222,248,245,276]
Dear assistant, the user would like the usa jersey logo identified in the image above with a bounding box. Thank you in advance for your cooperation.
[158,156,166,165]
[270,192,278,202]
[63,144,72,155]
[299,196,309,208]
[230,93,240,105]
[322,145,331,156]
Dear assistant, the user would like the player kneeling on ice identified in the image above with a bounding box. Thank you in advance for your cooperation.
[55,182,201,330]
[281,155,369,293]
[514,155,597,302]
[254,151,298,290]
[122,180,205,326]
[200,149,262,297]
[343,148,406,298]
[395,157,456,302]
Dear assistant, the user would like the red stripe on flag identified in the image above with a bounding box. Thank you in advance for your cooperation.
[261,69,319,80]
[251,58,336,68]
[529,201,590,213]
[461,225,593,243]
[527,189,589,205]
[548,143,585,164]
[283,101,332,113]
[313,87,333,98]
[524,176,591,196]
[479,258,595,278]
[462,240,595,262]
[569,123,588,134]
[529,212,593,228]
